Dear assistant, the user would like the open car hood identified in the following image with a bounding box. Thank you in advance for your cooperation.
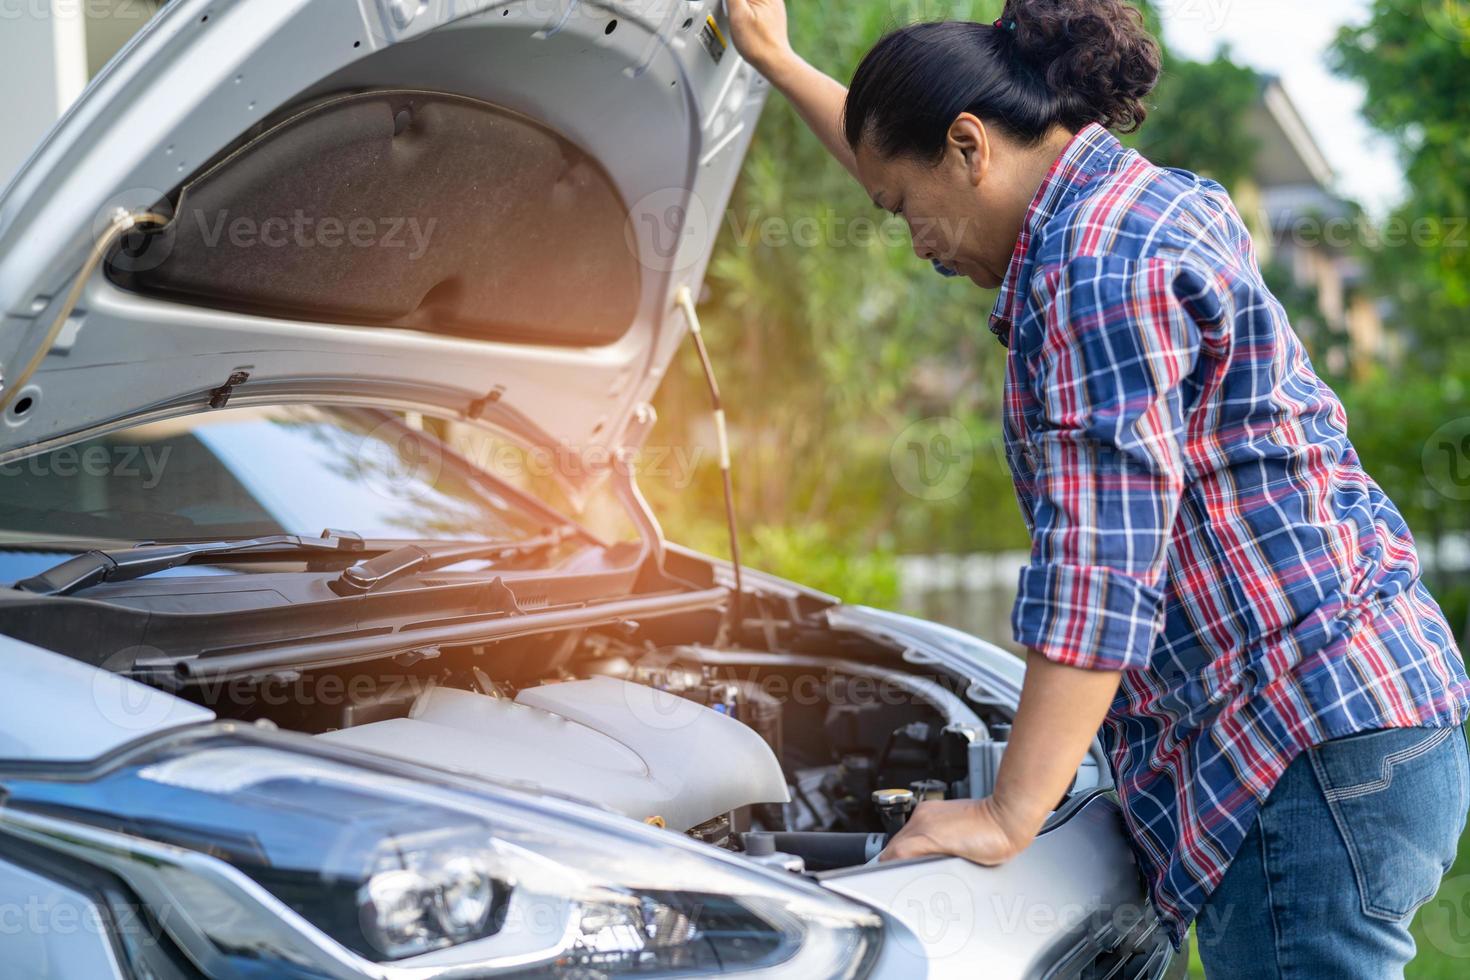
[0,0,766,499]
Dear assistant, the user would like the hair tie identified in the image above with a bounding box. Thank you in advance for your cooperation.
[993,17,1016,32]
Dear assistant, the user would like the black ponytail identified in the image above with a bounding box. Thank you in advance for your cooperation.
[843,0,1162,159]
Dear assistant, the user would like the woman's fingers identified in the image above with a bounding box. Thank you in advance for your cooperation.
[877,798,1033,866]
[726,0,792,74]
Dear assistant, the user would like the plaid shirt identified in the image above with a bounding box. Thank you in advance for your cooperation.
[985,123,1470,946]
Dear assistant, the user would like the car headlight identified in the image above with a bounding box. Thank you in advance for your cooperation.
[0,724,882,978]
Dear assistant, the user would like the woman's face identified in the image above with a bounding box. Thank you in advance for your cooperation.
[853,114,1027,290]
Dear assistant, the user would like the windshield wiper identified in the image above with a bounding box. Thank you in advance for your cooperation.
[328,528,574,596]
[11,529,368,597]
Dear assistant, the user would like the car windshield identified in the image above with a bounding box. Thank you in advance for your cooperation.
[0,406,541,545]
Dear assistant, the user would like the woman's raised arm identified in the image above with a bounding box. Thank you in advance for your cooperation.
[726,0,861,180]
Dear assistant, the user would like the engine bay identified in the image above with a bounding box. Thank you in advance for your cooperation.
[167,619,1072,877]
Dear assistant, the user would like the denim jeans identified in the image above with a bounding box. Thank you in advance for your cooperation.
[1195,724,1470,978]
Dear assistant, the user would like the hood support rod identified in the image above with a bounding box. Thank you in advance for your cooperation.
[675,287,745,638]
[0,208,171,415]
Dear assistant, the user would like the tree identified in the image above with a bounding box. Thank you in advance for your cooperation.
[647,0,1025,607]
[1326,0,1470,639]
[1132,47,1261,189]
[645,1,1271,606]
[1330,0,1470,334]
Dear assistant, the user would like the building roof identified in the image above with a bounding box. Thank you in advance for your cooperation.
[1247,75,1336,190]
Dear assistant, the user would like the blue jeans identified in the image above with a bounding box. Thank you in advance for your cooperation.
[1196,724,1470,978]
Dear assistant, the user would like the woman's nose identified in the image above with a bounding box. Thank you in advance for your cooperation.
[905,219,937,261]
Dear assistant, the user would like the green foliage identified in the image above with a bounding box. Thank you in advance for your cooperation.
[1337,359,1470,638]
[646,0,1031,604]
[643,0,1281,602]
[1131,47,1262,188]
[647,0,1470,629]
[1330,0,1470,336]
[1324,0,1470,642]
[1124,1,1260,187]
[747,523,903,608]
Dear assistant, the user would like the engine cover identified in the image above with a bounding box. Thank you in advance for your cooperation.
[319,677,790,832]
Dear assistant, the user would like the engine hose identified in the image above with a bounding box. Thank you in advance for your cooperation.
[743,831,888,871]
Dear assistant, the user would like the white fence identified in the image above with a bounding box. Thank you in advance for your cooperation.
[896,551,1030,654]
[898,539,1470,654]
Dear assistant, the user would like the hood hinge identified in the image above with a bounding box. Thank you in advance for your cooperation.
[208,370,251,409]
[468,385,506,419]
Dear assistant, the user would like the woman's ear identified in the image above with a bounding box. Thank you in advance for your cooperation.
[946,113,991,187]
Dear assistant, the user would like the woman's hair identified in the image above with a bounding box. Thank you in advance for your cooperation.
[843,0,1162,159]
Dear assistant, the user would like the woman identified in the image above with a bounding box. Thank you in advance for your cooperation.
[728,0,1470,973]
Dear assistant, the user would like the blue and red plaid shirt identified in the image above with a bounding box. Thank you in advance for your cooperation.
[986,123,1470,946]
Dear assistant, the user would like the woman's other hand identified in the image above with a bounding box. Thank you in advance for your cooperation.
[727,0,794,76]
[878,796,1039,865]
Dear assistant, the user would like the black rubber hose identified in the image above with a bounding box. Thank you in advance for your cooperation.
[743,831,888,871]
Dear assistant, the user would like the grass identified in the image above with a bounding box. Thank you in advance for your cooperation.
[1404,822,1470,979]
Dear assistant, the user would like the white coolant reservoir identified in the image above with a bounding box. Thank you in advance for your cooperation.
[318,677,789,832]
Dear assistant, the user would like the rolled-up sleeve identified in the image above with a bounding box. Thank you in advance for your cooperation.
[1011,256,1203,671]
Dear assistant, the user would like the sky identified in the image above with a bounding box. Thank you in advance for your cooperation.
[1157,0,1405,216]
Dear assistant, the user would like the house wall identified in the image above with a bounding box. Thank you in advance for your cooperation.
[0,0,156,189]
[0,4,88,188]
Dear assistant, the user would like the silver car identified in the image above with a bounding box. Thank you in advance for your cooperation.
[0,1,1180,977]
